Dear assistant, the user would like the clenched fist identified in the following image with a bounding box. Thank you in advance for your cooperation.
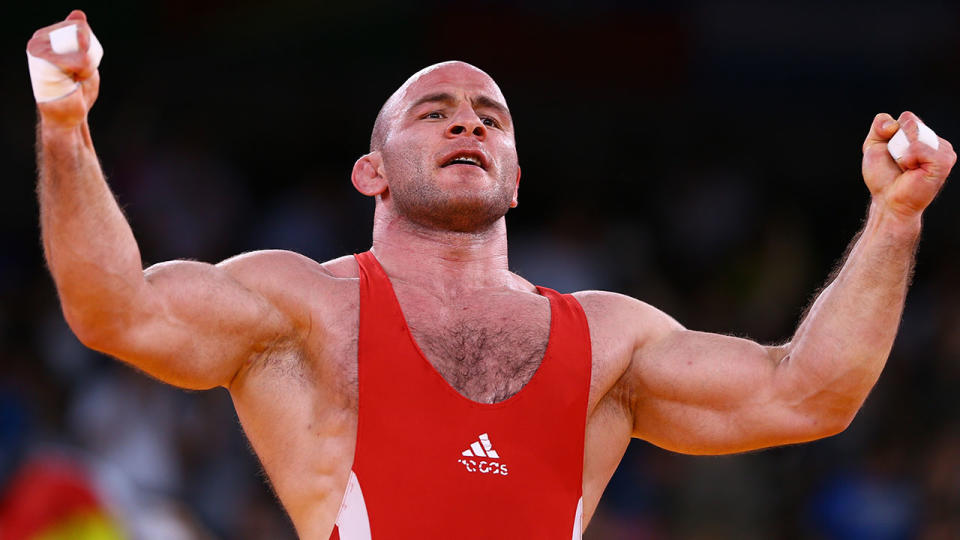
[862,112,957,221]
[27,10,103,128]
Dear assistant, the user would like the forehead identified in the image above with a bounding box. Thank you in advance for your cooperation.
[399,63,506,106]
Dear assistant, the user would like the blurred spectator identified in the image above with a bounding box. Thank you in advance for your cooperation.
[0,453,125,540]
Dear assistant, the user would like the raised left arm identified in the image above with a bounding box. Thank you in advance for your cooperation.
[612,112,955,455]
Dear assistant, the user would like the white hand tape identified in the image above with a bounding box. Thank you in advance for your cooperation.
[49,24,79,54]
[887,119,939,161]
[917,121,939,151]
[26,25,104,103]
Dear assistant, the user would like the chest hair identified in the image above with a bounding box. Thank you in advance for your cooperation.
[406,301,550,404]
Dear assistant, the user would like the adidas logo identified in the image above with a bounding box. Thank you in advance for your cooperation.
[456,433,509,476]
[461,433,499,458]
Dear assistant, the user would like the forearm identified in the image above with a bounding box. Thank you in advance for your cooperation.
[38,118,147,341]
[783,201,920,423]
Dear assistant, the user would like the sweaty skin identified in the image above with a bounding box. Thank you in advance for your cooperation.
[32,11,957,539]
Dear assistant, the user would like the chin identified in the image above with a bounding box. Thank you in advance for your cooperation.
[389,177,515,233]
[405,200,510,233]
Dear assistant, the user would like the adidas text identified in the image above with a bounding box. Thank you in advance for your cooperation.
[456,459,509,476]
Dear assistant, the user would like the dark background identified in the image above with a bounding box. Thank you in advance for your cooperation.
[2,1,959,538]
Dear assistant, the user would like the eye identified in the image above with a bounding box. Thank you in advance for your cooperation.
[422,111,444,120]
[481,116,501,128]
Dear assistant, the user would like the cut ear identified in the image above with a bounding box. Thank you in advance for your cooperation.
[510,166,521,208]
[351,152,387,197]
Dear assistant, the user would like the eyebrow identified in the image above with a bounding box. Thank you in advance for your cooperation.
[407,92,512,124]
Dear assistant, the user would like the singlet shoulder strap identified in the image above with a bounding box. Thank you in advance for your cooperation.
[535,287,591,356]
[535,286,592,398]
[355,250,403,316]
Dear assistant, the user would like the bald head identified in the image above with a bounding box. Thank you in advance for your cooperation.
[369,61,508,153]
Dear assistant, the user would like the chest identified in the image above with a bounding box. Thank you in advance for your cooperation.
[398,290,552,404]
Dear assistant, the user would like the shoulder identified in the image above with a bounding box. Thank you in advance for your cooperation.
[570,290,685,403]
[213,250,358,285]
[571,290,683,343]
[217,249,331,274]
[212,250,360,322]
[146,250,357,293]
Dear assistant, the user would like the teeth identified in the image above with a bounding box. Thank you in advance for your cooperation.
[449,155,481,166]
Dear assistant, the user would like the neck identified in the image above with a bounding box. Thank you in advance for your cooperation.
[370,205,517,296]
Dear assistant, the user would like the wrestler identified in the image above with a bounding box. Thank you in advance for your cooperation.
[30,10,956,539]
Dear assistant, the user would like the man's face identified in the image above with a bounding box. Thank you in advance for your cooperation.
[378,62,520,233]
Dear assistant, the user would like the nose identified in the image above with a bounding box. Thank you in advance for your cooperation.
[446,107,487,140]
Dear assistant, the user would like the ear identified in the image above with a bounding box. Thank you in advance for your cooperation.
[352,152,388,197]
[509,166,521,208]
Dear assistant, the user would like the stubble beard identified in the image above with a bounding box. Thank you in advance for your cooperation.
[385,151,516,234]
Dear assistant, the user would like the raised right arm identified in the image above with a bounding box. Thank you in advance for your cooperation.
[34,11,304,389]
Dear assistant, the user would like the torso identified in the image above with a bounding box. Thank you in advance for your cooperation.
[227,253,637,539]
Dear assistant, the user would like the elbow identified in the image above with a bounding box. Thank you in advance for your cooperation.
[65,317,109,352]
[806,408,858,441]
[821,414,855,439]
[60,283,157,356]
[62,306,125,353]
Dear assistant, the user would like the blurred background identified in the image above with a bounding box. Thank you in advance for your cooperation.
[3,1,959,538]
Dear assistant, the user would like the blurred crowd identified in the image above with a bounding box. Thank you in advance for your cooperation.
[3,2,960,539]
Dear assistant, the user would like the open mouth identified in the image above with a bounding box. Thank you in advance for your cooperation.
[440,150,488,170]
[443,156,483,167]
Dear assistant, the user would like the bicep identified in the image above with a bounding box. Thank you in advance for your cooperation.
[626,310,823,454]
[92,254,302,390]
